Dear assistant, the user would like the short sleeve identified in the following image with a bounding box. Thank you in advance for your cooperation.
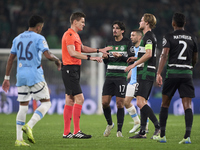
[65,32,75,46]
[38,36,49,53]
[162,34,170,48]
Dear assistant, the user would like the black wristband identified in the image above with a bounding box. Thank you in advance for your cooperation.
[97,48,99,53]
[87,55,91,60]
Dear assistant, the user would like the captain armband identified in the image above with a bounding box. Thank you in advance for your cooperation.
[145,44,152,50]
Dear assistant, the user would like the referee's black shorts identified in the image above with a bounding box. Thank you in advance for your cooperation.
[61,65,82,96]
[162,78,195,98]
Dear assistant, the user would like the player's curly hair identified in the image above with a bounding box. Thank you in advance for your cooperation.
[173,12,186,27]
[143,13,156,29]
[29,15,44,27]
[112,21,126,34]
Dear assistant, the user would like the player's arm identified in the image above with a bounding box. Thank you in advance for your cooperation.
[192,52,198,67]
[124,49,152,72]
[127,69,132,80]
[2,53,16,92]
[68,45,102,62]
[81,45,111,54]
[156,47,170,87]
[43,50,62,70]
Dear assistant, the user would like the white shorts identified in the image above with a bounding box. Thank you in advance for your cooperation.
[125,83,138,97]
[17,82,50,102]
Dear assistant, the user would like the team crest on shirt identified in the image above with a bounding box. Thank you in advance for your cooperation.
[115,47,119,50]
[120,46,125,51]
[43,40,48,48]
[162,38,167,46]
[130,46,135,53]
[19,63,22,67]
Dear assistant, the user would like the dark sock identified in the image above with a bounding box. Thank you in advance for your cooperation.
[159,107,168,137]
[140,107,148,135]
[117,108,124,132]
[184,108,193,139]
[103,106,112,125]
[143,104,160,129]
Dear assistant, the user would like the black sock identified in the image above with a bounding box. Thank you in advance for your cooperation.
[140,107,147,134]
[117,108,124,132]
[143,104,160,129]
[159,107,168,137]
[103,106,112,125]
[184,108,193,139]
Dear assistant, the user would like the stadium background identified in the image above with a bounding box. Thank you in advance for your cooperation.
[0,0,200,114]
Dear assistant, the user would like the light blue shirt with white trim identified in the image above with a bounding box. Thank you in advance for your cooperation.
[11,31,49,86]
[129,46,139,85]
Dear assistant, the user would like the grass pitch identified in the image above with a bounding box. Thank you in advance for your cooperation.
[0,113,200,150]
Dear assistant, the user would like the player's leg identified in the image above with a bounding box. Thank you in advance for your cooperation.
[15,86,31,146]
[102,79,114,137]
[102,95,114,137]
[125,83,140,133]
[116,96,125,137]
[22,82,51,143]
[179,78,194,144]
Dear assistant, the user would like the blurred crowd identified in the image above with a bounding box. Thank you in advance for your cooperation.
[0,0,200,79]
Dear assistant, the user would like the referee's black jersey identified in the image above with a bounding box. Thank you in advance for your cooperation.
[137,31,157,81]
[163,30,198,78]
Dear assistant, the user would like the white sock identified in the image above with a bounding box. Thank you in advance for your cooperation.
[126,105,140,124]
[16,105,28,141]
[27,101,51,129]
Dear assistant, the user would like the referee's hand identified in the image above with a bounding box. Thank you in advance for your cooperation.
[91,57,102,63]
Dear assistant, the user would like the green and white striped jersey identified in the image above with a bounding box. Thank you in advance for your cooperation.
[104,37,134,79]
[137,31,157,81]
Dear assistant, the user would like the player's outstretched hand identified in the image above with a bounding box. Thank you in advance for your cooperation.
[99,46,113,55]
[55,59,62,71]
[124,63,135,72]
[127,57,137,63]
[91,57,102,63]
[112,52,122,58]
[2,80,10,92]
[156,74,163,87]
[102,53,108,59]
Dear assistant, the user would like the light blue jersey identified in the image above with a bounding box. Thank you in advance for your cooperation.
[129,46,139,85]
[10,31,49,86]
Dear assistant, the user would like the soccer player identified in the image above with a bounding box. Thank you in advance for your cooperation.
[102,21,135,137]
[2,15,61,147]
[153,12,198,144]
[125,13,160,139]
[125,29,149,134]
[62,12,112,139]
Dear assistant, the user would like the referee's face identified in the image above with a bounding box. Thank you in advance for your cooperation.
[76,17,85,31]
[113,24,123,37]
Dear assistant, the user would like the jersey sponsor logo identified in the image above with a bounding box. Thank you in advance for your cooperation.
[162,38,167,46]
[42,40,48,48]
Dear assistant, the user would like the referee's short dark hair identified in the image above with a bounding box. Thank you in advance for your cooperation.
[112,21,126,33]
[28,15,44,27]
[70,12,86,24]
[173,12,186,27]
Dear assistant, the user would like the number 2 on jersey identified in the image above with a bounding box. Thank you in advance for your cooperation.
[17,41,33,60]
[178,40,187,60]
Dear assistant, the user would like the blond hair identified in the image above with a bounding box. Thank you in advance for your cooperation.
[143,13,156,29]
